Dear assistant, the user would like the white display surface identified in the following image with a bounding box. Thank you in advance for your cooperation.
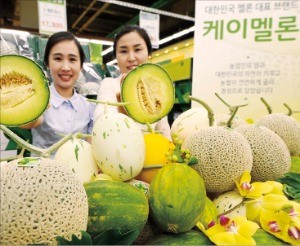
[192,0,300,122]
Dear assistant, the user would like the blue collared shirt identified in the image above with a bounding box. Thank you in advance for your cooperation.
[32,84,96,154]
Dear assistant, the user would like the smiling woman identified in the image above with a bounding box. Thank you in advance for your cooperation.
[20,31,96,157]
[94,25,172,140]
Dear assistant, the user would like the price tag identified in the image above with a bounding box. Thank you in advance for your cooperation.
[38,0,67,35]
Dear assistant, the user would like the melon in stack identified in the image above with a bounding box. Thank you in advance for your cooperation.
[235,124,291,181]
[0,158,88,245]
[255,113,300,156]
[170,107,209,142]
[182,126,253,194]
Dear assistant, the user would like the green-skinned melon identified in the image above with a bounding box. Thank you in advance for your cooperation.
[148,163,206,233]
[121,63,174,124]
[0,55,50,126]
[145,230,212,245]
[84,180,149,237]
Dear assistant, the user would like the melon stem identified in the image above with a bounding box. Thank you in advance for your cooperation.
[227,107,239,128]
[0,145,26,162]
[189,96,215,126]
[260,97,272,114]
[283,103,293,116]
[87,99,130,107]
[0,125,73,158]
[215,93,248,114]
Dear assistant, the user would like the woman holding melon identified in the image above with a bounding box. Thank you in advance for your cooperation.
[21,31,96,154]
[94,25,171,140]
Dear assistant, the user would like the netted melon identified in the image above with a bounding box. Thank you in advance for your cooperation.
[182,127,253,193]
[255,113,300,156]
[235,124,291,181]
[0,55,50,126]
[0,157,88,245]
[121,63,174,124]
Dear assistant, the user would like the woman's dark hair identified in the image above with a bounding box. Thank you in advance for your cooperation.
[43,31,85,68]
[113,25,152,57]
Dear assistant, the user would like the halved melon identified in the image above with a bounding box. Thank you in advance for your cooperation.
[0,55,50,126]
[121,63,174,124]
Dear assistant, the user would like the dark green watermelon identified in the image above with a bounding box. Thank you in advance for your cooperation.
[145,230,211,245]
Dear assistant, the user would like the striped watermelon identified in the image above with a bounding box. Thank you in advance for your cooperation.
[84,180,149,236]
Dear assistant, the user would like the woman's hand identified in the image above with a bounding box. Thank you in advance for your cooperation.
[19,115,44,129]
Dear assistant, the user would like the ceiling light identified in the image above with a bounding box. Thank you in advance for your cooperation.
[1,28,30,36]
[101,46,114,56]
[107,59,117,65]
[159,26,195,45]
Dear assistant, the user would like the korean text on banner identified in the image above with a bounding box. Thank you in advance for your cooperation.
[192,0,300,122]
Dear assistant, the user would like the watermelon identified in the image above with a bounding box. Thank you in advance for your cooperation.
[145,230,211,245]
[148,163,206,233]
[84,180,149,236]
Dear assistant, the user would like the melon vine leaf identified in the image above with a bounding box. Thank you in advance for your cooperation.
[92,228,140,245]
[277,172,300,200]
[56,230,92,245]
[188,156,198,166]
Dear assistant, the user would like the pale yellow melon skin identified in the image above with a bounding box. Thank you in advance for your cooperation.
[0,158,88,245]
[235,124,291,182]
[182,127,253,193]
[171,107,209,142]
[54,138,99,183]
[255,113,300,156]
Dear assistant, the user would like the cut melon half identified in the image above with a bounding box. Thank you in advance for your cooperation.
[121,63,174,124]
[0,55,50,126]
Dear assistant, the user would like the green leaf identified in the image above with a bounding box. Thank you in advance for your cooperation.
[277,172,300,189]
[188,156,198,166]
[92,229,140,245]
[56,231,93,245]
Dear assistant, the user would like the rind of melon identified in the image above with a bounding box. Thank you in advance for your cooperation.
[183,127,253,193]
[0,158,88,245]
[255,113,300,156]
[235,124,291,181]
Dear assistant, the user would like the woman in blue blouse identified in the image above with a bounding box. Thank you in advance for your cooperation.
[22,31,95,154]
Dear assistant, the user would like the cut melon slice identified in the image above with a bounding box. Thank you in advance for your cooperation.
[0,55,50,126]
[121,63,174,124]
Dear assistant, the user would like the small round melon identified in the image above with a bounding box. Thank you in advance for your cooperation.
[92,113,145,181]
[255,113,300,156]
[235,124,291,181]
[182,127,253,193]
[0,55,50,126]
[171,107,209,142]
[0,158,88,245]
[54,138,99,183]
[121,63,175,124]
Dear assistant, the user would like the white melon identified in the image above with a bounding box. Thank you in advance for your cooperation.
[92,113,145,181]
[170,107,209,142]
[54,137,99,183]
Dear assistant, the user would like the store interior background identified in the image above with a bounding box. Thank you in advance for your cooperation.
[0,0,196,156]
